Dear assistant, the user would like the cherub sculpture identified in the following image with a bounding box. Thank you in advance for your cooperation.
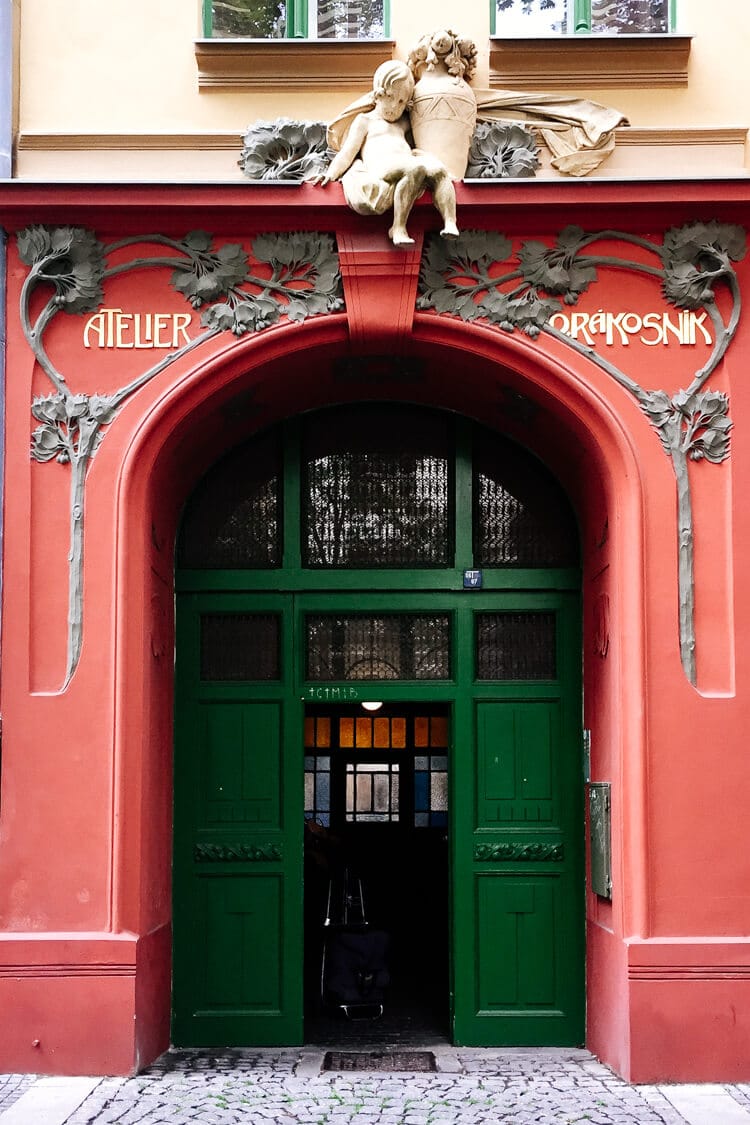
[319,60,458,247]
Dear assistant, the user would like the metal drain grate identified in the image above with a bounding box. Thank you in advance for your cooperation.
[323,1051,436,1072]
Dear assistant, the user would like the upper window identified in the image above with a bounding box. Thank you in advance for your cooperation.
[204,0,388,38]
[177,405,579,573]
[492,0,674,35]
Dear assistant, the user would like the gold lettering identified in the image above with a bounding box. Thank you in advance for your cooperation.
[172,313,192,347]
[115,312,134,349]
[133,313,154,349]
[548,312,570,334]
[81,308,197,349]
[83,307,121,348]
[605,313,629,346]
[662,312,685,345]
[621,313,642,337]
[588,311,607,336]
[640,312,663,346]
[153,314,171,347]
[83,310,106,349]
[570,313,595,346]
[692,312,713,345]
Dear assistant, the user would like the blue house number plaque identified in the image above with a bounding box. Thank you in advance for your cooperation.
[463,569,483,589]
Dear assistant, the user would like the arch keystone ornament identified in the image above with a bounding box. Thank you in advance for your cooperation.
[417,221,746,685]
[19,224,344,689]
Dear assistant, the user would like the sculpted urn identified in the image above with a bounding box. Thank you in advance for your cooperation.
[408,29,478,180]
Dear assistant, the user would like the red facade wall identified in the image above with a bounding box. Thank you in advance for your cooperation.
[0,181,749,1079]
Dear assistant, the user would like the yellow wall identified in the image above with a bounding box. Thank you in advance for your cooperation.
[14,0,750,176]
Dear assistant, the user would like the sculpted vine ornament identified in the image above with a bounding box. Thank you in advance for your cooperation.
[20,224,343,689]
[418,220,746,685]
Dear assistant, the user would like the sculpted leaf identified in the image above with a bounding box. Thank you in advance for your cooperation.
[662,260,714,310]
[557,225,587,251]
[505,291,561,337]
[286,297,311,322]
[200,302,236,332]
[663,221,746,266]
[253,232,296,266]
[517,237,597,300]
[32,394,68,423]
[240,119,331,182]
[430,285,462,314]
[172,240,249,307]
[182,230,213,252]
[21,227,106,315]
[640,390,677,454]
[466,123,539,179]
[31,423,66,463]
[18,225,55,266]
[88,393,119,424]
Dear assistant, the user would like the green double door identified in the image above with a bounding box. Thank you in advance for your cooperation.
[172,591,584,1047]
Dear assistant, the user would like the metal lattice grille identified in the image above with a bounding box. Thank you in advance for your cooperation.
[476,612,557,680]
[473,433,578,568]
[177,431,281,570]
[303,407,451,568]
[200,613,280,681]
[306,615,451,680]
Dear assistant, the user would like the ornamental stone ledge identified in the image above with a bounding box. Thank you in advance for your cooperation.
[194,38,395,90]
[489,34,692,90]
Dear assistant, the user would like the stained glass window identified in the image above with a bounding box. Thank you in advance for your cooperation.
[304,709,450,828]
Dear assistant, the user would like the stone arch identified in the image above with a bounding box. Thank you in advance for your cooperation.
[108,313,647,1068]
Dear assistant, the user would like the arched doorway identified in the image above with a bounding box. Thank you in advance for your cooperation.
[171,401,584,1048]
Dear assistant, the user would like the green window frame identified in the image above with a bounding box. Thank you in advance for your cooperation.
[491,0,677,35]
[203,0,390,39]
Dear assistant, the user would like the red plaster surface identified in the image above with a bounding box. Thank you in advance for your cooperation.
[0,182,749,1079]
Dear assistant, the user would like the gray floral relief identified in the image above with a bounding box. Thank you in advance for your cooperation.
[418,221,746,685]
[465,123,540,179]
[19,225,343,690]
[239,119,332,182]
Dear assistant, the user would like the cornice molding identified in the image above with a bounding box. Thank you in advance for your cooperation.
[17,132,243,151]
[18,126,747,154]
[194,37,394,89]
[489,34,692,89]
[616,127,748,147]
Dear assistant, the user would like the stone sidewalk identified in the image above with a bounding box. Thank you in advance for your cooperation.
[2,1048,750,1124]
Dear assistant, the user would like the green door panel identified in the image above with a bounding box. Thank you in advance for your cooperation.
[453,607,584,1045]
[477,702,559,825]
[173,601,303,1047]
[174,590,583,1049]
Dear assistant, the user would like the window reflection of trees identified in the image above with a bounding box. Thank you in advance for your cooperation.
[494,0,668,35]
[209,0,385,39]
[304,408,451,569]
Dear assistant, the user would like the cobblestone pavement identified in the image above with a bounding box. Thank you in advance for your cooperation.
[0,1075,35,1115]
[5,1047,750,1125]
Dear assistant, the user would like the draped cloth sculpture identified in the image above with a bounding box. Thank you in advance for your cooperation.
[327,28,628,185]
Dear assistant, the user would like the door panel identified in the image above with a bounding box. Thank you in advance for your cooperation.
[172,598,302,1046]
[174,590,582,1048]
[453,597,584,1046]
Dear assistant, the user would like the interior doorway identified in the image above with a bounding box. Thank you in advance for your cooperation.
[171,401,585,1049]
[303,704,450,1043]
